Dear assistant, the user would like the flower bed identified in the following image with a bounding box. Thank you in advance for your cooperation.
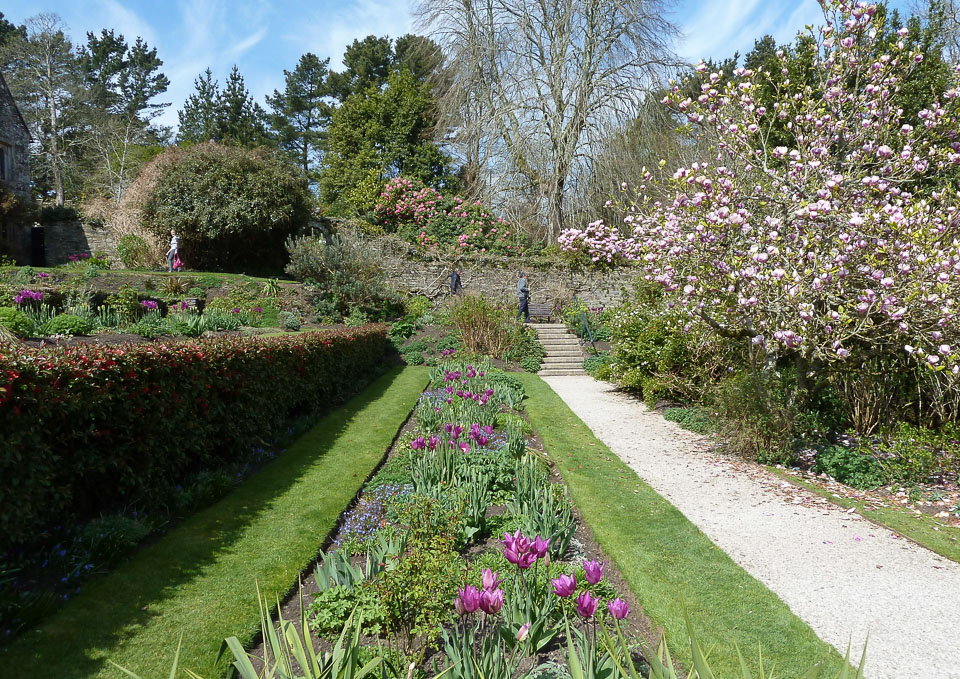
[0,325,389,556]
[222,358,654,679]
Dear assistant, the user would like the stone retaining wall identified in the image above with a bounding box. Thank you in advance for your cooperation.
[42,220,117,265]
[364,234,630,309]
[0,220,119,266]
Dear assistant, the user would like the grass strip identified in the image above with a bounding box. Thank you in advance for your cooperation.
[517,374,845,677]
[1,366,429,679]
[767,467,960,565]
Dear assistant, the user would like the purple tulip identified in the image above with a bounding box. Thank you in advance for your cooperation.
[583,559,605,584]
[456,585,481,615]
[513,533,531,554]
[459,441,470,454]
[410,436,425,451]
[576,591,598,619]
[552,573,577,597]
[479,588,504,615]
[607,598,630,620]
[517,622,531,641]
[427,436,440,450]
[482,568,501,591]
[533,535,550,558]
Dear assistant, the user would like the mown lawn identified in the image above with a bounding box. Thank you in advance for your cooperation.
[517,374,846,677]
[1,366,429,679]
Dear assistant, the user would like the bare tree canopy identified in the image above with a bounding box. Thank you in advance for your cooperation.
[417,0,681,242]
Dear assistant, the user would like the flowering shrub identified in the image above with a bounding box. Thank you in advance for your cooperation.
[0,325,388,553]
[373,177,528,255]
[563,0,960,405]
[558,219,635,266]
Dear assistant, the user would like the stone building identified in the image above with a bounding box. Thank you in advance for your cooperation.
[0,70,30,197]
[0,70,32,263]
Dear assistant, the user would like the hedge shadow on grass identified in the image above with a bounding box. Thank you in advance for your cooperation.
[0,366,429,679]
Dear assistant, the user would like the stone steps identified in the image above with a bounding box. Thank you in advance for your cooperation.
[532,324,586,376]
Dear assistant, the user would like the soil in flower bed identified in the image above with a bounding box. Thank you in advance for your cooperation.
[245,376,661,677]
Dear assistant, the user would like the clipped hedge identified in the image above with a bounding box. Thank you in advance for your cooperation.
[0,325,388,554]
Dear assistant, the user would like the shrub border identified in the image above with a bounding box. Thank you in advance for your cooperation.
[0,366,430,677]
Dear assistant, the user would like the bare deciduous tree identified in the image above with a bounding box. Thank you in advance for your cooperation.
[417,0,681,242]
[913,0,960,64]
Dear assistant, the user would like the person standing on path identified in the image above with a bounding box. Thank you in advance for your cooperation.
[166,230,180,273]
[449,267,463,295]
[516,271,530,323]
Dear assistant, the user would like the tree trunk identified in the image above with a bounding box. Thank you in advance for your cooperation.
[547,175,565,243]
[44,48,65,207]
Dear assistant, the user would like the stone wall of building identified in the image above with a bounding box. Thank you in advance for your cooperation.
[0,72,31,197]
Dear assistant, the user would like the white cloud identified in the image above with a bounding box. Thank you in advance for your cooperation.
[95,0,159,45]
[286,0,414,68]
[227,26,269,58]
[157,0,275,129]
[679,0,825,64]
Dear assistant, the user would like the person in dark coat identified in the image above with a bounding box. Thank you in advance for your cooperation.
[516,271,530,322]
[450,267,463,295]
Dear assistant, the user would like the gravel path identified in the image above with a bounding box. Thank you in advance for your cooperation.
[543,375,960,679]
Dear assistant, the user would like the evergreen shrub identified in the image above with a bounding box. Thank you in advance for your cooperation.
[0,325,388,555]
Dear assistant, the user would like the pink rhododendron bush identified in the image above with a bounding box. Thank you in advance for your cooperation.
[373,177,532,255]
[563,0,960,408]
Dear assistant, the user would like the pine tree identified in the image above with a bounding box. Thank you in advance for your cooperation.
[266,52,331,182]
[177,68,221,144]
[218,65,271,146]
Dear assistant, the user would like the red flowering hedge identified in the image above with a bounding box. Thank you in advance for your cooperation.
[0,325,388,553]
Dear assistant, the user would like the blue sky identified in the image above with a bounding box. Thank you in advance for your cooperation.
[4,0,913,130]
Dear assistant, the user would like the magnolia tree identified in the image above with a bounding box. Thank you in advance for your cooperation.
[563,0,960,395]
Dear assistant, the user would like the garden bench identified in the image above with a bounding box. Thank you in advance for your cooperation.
[526,301,555,321]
